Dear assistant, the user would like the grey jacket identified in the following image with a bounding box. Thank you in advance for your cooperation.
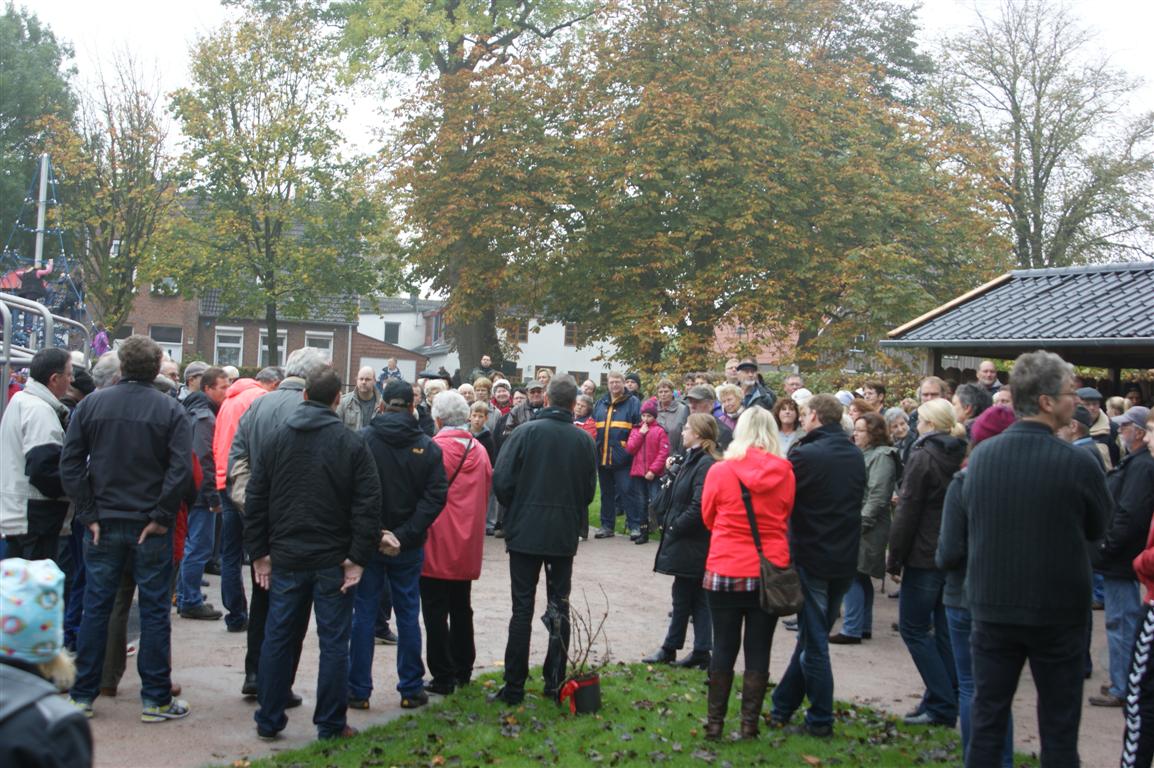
[858,445,899,578]
[337,388,381,431]
[228,377,306,477]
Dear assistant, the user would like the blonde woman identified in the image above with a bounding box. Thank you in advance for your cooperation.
[700,408,795,739]
[886,397,966,727]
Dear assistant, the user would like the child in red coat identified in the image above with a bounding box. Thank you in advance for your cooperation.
[627,400,670,543]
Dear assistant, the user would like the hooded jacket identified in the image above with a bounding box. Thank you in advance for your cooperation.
[888,431,966,573]
[183,390,220,508]
[593,392,640,468]
[0,379,69,537]
[0,660,93,768]
[493,407,598,557]
[423,428,493,581]
[243,400,381,569]
[1097,448,1154,580]
[654,447,716,578]
[858,444,900,579]
[361,410,448,552]
[702,447,795,577]
[627,421,670,478]
[212,378,267,491]
[787,423,867,580]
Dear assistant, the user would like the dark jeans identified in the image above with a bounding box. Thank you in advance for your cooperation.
[1121,603,1154,768]
[219,493,247,630]
[597,465,640,531]
[968,619,1085,768]
[62,521,87,650]
[770,566,851,728]
[504,551,572,694]
[245,562,309,680]
[349,548,425,699]
[255,565,354,739]
[72,520,173,706]
[946,606,1013,767]
[4,530,61,562]
[420,577,475,687]
[707,589,775,673]
[898,567,957,723]
[375,574,393,636]
[663,576,712,652]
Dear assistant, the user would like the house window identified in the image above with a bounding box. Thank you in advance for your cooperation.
[259,330,289,367]
[305,331,333,359]
[149,325,183,363]
[431,314,445,342]
[383,322,400,344]
[508,321,528,344]
[569,370,588,385]
[214,327,244,368]
[150,277,179,297]
[564,322,580,347]
[511,368,524,384]
[600,373,609,388]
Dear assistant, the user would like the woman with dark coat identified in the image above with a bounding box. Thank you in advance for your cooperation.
[887,397,966,728]
[643,414,722,669]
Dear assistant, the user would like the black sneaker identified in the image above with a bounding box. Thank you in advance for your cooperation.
[487,685,525,706]
[426,680,456,696]
[204,561,222,576]
[241,673,258,697]
[375,628,398,645]
[400,689,429,709]
[593,527,615,539]
[180,603,222,620]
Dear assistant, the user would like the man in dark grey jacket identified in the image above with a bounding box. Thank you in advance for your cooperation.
[963,351,1111,767]
[489,375,597,705]
[229,347,329,697]
[62,335,193,724]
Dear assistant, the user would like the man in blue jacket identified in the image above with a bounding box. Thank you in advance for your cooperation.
[593,371,641,539]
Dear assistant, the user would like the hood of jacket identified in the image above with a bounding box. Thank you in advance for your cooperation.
[20,378,68,422]
[367,410,426,446]
[726,446,792,494]
[183,389,218,415]
[914,431,966,470]
[226,378,263,400]
[285,400,340,431]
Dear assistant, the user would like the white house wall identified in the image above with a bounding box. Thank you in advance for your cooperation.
[359,311,427,351]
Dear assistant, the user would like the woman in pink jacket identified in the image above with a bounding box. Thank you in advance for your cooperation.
[423,392,493,696]
[627,399,670,543]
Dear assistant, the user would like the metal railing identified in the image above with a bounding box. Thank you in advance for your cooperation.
[1,292,92,415]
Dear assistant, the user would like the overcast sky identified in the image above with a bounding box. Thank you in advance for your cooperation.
[27,0,1154,154]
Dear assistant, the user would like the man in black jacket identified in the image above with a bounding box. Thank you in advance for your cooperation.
[963,351,1111,767]
[245,369,381,741]
[62,335,193,724]
[349,379,448,710]
[490,375,598,705]
[1091,405,1154,708]
[769,393,866,738]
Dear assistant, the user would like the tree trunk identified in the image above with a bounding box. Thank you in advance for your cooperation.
[265,301,279,367]
[453,307,503,383]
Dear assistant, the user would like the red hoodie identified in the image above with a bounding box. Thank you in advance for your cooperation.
[212,378,269,491]
[702,447,795,577]
[626,421,670,478]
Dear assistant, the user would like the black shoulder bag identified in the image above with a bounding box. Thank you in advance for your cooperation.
[738,479,804,616]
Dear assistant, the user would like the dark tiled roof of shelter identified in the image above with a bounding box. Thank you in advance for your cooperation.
[360,296,445,314]
[886,263,1154,345]
[200,289,356,324]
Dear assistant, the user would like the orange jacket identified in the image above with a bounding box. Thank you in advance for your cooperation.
[702,447,795,576]
[212,379,268,491]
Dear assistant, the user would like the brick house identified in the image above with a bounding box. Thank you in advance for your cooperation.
[121,286,426,385]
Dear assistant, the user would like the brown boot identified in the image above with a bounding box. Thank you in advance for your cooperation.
[739,670,769,738]
[704,670,733,740]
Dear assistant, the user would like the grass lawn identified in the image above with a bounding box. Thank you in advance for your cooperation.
[240,662,1008,768]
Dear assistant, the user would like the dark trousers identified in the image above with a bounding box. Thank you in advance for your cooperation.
[504,552,572,694]
[420,577,475,687]
[969,619,1085,768]
[245,563,309,681]
[256,566,353,739]
[663,575,712,652]
[707,589,775,674]
[597,465,640,531]
[1121,603,1154,768]
[4,530,61,562]
[375,574,393,635]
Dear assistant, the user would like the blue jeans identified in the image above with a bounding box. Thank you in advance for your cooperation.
[946,606,1013,767]
[256,565,353,739]
[770,566,851,728]
[71,519,174,706]
[219,493,248,629]
[598,465,640,531]
[63,519,88,650]
[841,573,874,639]
[349,548,425,699]
[898,567,957,724]
[177,504,214,611]
[1103,576,1142,697]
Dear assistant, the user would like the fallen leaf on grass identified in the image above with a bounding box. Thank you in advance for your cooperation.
[691,748,716,763]
[231,762,251,768]
[802,756,822,766]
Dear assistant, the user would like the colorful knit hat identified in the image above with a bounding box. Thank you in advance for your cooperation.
[0,558,65,664]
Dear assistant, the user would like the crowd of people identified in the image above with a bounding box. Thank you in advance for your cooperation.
[1,339,1153,768]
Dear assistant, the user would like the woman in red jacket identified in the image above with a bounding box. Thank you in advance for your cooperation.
[701,406,795,740]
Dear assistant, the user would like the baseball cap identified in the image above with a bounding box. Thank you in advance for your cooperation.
[686,385,715,402]
[1113,406,1150,431]
[382,379,414,407]
[736,359,758,372]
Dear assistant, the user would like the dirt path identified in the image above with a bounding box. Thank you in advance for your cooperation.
[87,535,1122,767]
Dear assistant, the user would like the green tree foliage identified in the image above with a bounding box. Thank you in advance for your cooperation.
[934,0,1154,267]
[334,0,592,376]
[0,4,76,254]
[169,4,397,366]
[546,0,1008,371]
[38,58,175,331]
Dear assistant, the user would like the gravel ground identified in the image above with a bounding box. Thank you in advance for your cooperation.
[87,534,1122,767]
